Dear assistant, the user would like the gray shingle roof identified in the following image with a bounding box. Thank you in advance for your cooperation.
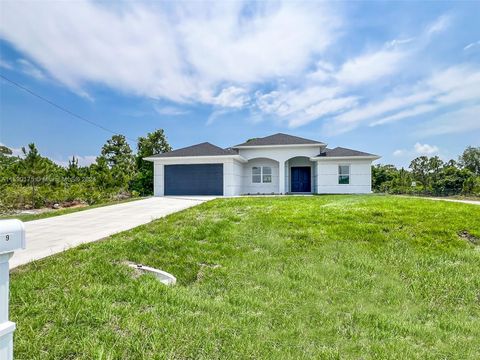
[234,133,324,147]
[148,142,238,158]
[317,147,378,158]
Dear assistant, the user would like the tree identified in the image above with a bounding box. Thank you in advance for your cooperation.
[409,156,430,191]
[131,129,171,195]
[462,175,476,195]
[428,156,444,186]
[445,159,457,168]
[372,164,397,191]
[0,145,12,155]
[66,156,80,179]
[100,135,135,189]
[20,143,47,208]
[432,166,474,196]
[0,145,18,176]
[90,156,113,190]
[459,146,480,175]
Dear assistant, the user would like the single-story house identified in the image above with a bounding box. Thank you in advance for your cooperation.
[145,133,380,196]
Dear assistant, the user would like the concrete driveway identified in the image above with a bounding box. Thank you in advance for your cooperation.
[423,197,480,206]
[10,196,214,269]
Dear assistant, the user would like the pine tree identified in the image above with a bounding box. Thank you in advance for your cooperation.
[100,135,135,190]
[20,143,47,208]
[132,129,171,195]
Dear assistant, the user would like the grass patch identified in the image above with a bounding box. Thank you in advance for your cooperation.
[11,195,480,359]
[1,197,146,222]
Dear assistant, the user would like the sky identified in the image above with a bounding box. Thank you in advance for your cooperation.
[0,0,479,168]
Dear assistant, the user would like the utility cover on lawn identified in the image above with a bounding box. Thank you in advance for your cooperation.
[128,263,176,285]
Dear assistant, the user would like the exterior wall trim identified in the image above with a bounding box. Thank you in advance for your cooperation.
[146,155,247,163]
[310,156,380,161]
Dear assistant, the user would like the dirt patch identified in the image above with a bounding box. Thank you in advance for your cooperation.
[458,230,480,245]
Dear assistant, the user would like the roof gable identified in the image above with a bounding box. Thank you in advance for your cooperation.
[148,142,238,158]
[234,133,324,147]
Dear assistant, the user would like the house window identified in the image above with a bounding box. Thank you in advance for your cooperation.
[252,166,261,183]
[252,166,272,183]
[338,165,350,184]
[262,167,272,183]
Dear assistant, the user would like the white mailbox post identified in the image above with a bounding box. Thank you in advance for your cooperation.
[0,220,26,360]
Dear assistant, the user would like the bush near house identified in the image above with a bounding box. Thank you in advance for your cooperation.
[372,146,480,197]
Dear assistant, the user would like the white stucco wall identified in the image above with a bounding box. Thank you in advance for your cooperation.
[238,146,321,162]
[151,145,376,196]
[238,145,322,194]
[242,158,279,194]
[316,160,372,194]
[152,157,245,196]
[224,159,244,196]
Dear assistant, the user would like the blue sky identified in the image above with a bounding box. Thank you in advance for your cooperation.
[0,0,479,167]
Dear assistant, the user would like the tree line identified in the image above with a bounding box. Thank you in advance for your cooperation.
[0,129,171,212]
[372,146,480,196]
[2,133,479,213]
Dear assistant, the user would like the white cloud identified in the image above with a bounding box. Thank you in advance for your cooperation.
[249,13,452,129]
[209,86,250,109]
[425,14,451,37]
[464,41,480,51]
[288,96,358,127]
[385,38,414,48]
[1,4,471,140]
[333,22,438,87]
[53,155,96,168]
[334,89,435,125]
[327,64,480,134]
[0,1,340,106]
[0,143,23,157]
[414,142,439,155]
[418,105,480,137]
[206,109,232,126]
[392,143,439,158]
[17,58,45,80]
[370,103,438,126]
[307,60,335,82]
[153,105,189,116]
[0,59,13,70]
[255,85,357,127]
[0,144,96,167]
[335,49,407,85]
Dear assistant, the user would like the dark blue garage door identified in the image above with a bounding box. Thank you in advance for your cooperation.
[164,164,223,196]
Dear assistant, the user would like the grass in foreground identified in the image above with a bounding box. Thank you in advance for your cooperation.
[11,195,480,359]
[1,196,146,222]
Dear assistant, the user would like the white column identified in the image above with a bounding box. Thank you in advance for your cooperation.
[0,253,14,360]
[279,161,285,194]
[223,161,233,196]
[316,161,321,194]
[285,160,289,193]
[154,163,164,196]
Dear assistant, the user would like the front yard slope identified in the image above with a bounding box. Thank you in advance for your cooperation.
[10,195,480,359]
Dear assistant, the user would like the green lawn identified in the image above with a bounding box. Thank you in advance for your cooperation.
[1,196,146,222]
[11,195,480,359]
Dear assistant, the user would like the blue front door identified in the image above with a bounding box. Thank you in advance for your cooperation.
[291,167,311,193]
